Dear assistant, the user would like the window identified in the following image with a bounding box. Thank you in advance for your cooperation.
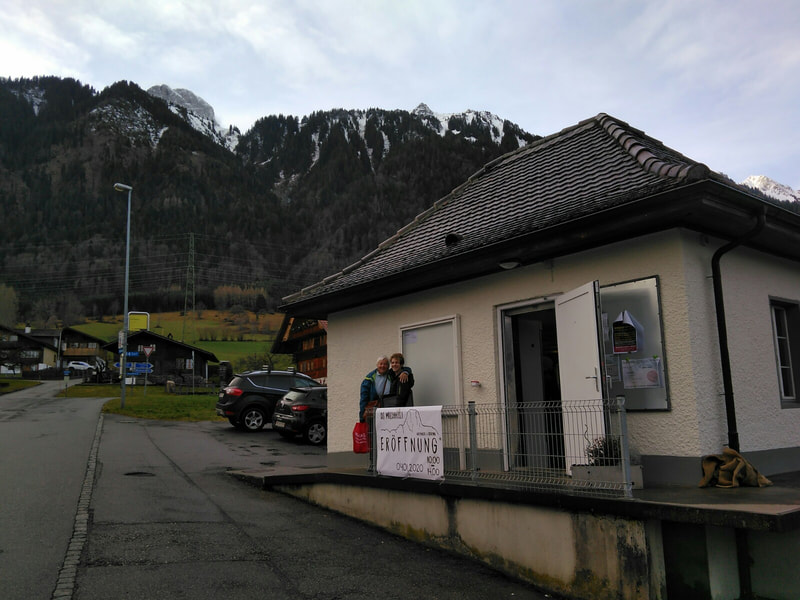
[401,316,461,407]
[771,300,800,405]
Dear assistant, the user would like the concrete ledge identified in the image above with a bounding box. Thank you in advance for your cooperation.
[234,469,800,533]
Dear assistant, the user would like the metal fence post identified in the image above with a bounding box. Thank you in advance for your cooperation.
[614,395,633,497]
[368,409,377,476]
[468,401,479,483]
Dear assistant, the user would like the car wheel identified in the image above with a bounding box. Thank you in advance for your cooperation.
[241,407,266,431]
[304,421,327,445]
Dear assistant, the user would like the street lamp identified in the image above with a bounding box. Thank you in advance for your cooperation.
[114,182,132,408]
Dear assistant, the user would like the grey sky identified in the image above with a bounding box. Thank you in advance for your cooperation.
[2,0,798,188]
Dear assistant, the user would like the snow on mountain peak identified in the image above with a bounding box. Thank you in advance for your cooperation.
[412,103,435,117]
[147,85,215,122]
[411,103,510,145]
[146,84,239,150]
[741,175,800,203]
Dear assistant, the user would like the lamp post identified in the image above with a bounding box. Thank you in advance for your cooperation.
[114,182,132,409]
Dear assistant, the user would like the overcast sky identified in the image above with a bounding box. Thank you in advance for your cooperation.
[2,0,798,188]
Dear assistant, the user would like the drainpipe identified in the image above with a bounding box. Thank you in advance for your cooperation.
[711,208,766,452]
[711,208,766,600]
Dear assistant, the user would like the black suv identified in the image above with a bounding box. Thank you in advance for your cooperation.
[272,386,327,445]
[217,369,318,432]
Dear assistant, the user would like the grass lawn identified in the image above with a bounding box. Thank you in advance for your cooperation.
[63,384,224,422]
[71,310,289,366]
[73,310,283,343]
[0,378,41,394]
[199,340,279,364]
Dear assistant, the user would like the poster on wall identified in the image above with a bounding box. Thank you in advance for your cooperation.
[613,310,643,353]
[621,357,664,389]
[375,406,443,480]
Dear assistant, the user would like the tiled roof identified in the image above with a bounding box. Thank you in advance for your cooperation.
[100,329,218,362]
[284,113,716,307]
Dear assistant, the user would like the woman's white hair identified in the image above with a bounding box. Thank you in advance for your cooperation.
[376,355,389,365]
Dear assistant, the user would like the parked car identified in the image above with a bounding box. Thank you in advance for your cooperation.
[66,361,94,372]
[216,369,318,432]
[272,386,328,445]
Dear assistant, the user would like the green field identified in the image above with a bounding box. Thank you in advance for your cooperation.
[72,310,291,369]
[0,378,40,394]
[58,384,224,421]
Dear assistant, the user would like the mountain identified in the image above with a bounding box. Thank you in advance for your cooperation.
[741,175,800,203]
[147,84,240,150]
[0,76,539,325]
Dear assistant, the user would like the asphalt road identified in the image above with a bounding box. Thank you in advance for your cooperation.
[0,380,107,600]
[1,383,555,599]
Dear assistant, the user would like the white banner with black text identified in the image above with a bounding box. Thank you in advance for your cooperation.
[375,406,443,480]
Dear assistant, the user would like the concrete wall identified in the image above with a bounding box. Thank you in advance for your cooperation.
[749,527,800,600]
[326,228,800,480]
[277,481,658,600]
[274,480,800,600]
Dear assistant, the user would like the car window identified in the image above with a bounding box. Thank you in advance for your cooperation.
[294,376,315,387]
[228,376,246,387]
[283,389,307,402]
[265,374,292,389]
[248,375,270,387]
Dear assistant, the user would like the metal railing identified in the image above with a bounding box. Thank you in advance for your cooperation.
[368,397,634,498]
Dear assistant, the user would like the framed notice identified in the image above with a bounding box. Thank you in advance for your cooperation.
[621,357,663,389]
[600,277,669,410]
[375,406,443,480]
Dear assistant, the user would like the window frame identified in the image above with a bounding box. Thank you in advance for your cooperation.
[399,315,462,407]
[770,297,800,408]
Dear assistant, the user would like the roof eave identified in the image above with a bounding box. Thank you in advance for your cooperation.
[281,181,800,319]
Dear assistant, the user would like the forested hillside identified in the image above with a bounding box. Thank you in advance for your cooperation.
[0,77,538,326]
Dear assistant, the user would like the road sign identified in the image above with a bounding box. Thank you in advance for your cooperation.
[143,346,155,358]
[129,311,150,332]
[114,362,153,373]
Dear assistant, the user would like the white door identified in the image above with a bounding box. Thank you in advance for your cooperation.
[555,281,606,469]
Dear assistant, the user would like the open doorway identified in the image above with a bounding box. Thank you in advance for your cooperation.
[500,282,607,474]
[500,301,564,472]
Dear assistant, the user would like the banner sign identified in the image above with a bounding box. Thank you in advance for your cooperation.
[375,406,443,480]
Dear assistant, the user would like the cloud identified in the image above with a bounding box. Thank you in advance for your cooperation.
[1,0,798,185]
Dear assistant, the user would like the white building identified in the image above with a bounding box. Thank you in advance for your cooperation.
[278,113,800,599]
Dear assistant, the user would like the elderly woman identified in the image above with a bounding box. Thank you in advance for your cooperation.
[387,352,414,408]
[359,356,391,421]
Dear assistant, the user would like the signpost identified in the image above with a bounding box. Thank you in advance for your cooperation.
[142,346,154,397]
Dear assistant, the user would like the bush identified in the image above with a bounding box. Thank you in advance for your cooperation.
[586,436,621,466]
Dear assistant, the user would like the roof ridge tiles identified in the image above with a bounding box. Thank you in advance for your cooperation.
[595,113,710,182]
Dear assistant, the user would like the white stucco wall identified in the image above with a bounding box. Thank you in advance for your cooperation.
[711,246,800,452]
[325,228,800,462]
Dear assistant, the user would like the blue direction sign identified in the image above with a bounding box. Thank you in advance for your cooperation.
[114,362,153,375]
[119,350,139,356]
